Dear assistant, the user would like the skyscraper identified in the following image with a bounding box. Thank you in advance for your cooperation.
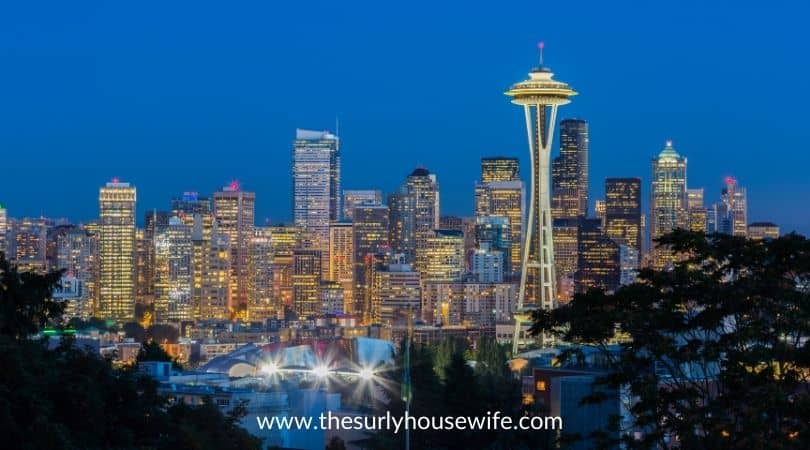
[604,178,642,255]
[505,43,576,351]
[475,157,524,276]
[575,218,620,294]
[387,190,415,259]
[650,141,688,269]
[352,204,390,317]
[0,204,7,257]
[552,118,589,220]
[99,179,136,321]
[481,157,520,183]
[214,182,255,315]
[687,188,708,233]
[292,249,322,317]
[328,221,354,314]
[56,227,98,315]
[416,229,464,282]
[268,225,300,310]
[407,168,440,268]
[715,177,747,237]
[748,222,779,240]
[153,217,193,323]
[250,227,276,321]
[342,189,382,220]
[293,129,340,264]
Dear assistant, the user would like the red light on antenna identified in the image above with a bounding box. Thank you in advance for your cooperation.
[724,176,736,185]
[229,180,240,191]
[112,177,120,184]
[538,41,545,49]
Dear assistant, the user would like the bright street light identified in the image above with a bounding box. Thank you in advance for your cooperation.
[312,365,329,378]
[359,367,375,380]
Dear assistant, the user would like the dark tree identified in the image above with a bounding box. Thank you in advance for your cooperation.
[0,257,63,340]
[532,230,810,449]
[325,436,347,450]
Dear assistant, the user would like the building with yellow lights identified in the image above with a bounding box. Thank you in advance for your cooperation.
[99,179,137,321]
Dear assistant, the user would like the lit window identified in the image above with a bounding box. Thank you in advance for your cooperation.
[536,381,546,391]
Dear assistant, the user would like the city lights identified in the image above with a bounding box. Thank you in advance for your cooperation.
[358,367,375,380]
[261,362,279,376]
[312,365,330,378]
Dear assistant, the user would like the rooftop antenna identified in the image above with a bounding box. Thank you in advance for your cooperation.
[538,41,545,66]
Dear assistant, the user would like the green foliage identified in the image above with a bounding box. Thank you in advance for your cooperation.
[0,253,261,449]
[0,257,64,340]
[360,337,553,450]
[532,230,810,449]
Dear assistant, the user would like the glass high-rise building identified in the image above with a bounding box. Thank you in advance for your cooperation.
[343,189,382,221]
[481,157,520,183]
[353,204,389,317]
[328,222,354,314]
[292,249,322,316]
[0,204,7,257]
[214,182,255,315]
[99,179,136,321]
[686,188,708,233]
[153,217,193,323]
[293,129,340,266]
[651,141,688,269]
[552,119,589,220]
[475,157,524,276]
[715,177,747,237]
[389,168,439,266]
[605,178,642,256]
[575,218,620,294]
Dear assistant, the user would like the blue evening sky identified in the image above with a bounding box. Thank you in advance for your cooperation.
[1,1,808,233]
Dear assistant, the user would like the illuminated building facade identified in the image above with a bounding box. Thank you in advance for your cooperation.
[0,204,6,257]
[471,244,504,283]
[352,205,389,316]
[153,217,193,322]
[474,178,523,275]
[99,179,137,321]
[650,141,688,270]
[715,177,747,237]
[552,118,589,220]
[214,182,255,315]
[687,188,708,232]
[748,222,779,240]
[8,217,48,270]
[371,258,420,326]
[320,280,344,315]
[387,190,415,260]
[604,178,642,255]
[195,228,230,320]
[415,229,464,282]
[505,44,577,351]
[552,217,579,301]
[422,282,515,328]
[342,189,382,220]
[56,227,98,315]
[250,227,276,321]
[575,218,620,293]
[293,129,340,270]
[328,222,354,313]
[481,156,520,183]
[268,225,299,310]
[473,216,512,275]
[292,249,322,316]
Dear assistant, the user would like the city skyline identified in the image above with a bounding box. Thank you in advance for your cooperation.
[2,2,809,234]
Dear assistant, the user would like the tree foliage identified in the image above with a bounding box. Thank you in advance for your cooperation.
[0,254,261,449]
[532,230,810,449]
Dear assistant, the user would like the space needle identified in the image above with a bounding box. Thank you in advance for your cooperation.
[506,42,577,353]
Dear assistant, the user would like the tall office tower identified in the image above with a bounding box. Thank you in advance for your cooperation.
[172,192,214,240]
[268,225,300,310]
[56,228,98,317]
[250,227,276,321]
[481,156,520,183]
[46,224,75,270]
[371,257,421,326]
[99,179,136,321]
[748,222,779,240]
[153,217,193,323]
[9,217,48,272]
[551,119,589,220]
[214,182,255,315]
[505,44,576,351]
[604,178,642,256]
[686,188,708,232]
[138,210,169,308]
[387,190,415,259]
[292,249,322,316]
[475,156,524,275]
[716,177,748,237]
[352,205,389,316]
[406,168,440,268]
[551,217,579,301]
[343,190,382,221]
[650,141,688,270]
[328,222,354,314]
[575,218,620,294]
[415,229,464,281]
[293,129,340,270]
[0,204,7,257]
[196,227,230,320]
[474,216,512,274]
[619,244,639,286]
